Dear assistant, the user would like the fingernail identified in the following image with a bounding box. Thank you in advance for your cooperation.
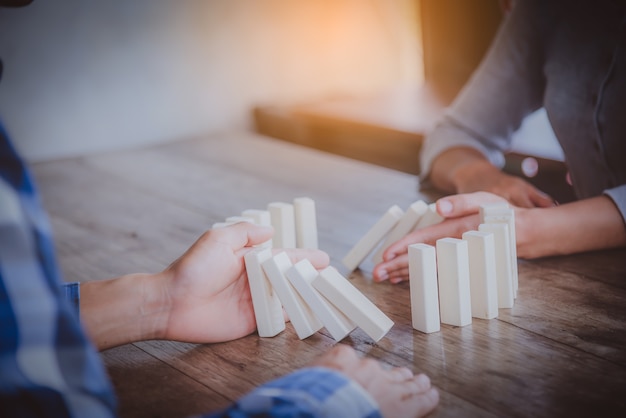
[378,269,388,281]
[438,199,453,215]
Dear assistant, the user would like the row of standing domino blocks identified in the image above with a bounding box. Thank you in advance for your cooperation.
[213,197,394,343]
[341,200,518,333]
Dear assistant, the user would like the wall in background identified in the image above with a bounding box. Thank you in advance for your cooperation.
[0,0,422,161]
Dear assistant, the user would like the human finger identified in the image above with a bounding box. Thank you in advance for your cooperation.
[407,387,440,417]
[528,187,556,208]
[373,253,409,282]
[503,182,554,208]
[311,344,360,371]
[388,367,414,382]
[382,229,434,262]
[436,192,507,218]
[412,373,433,393]
[383,214,481,262]
[209,222,274,250]
[282,248,330,269]
[506,190,535,208]
[389,266,410,284]
[366,363,439,418]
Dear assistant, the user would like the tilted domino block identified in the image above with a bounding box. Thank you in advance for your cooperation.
[244,248,285,337]
[462,231,498,320]
[313,267,394,342]
[342,205,404,271]
[481,206,518,298]
[413,203,444,230]
[478,223,514,309]
[372,200,429,264]
[268,202,296,249]
[436,238,472,327]
[286,259,356,341]
[293,197,318,249]
[242,209,273,248]
[408,243,440,333]
[262,252,323,339]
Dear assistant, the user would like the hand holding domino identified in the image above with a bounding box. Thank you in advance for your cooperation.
[336,193,518,334]
[220,197,396,343]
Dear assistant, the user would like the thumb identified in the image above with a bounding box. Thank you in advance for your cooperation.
[436,192,508,218]
[211,222,274,250]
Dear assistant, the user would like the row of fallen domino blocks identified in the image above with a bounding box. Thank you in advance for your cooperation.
[341,200,518,333]
[213,197,394,343]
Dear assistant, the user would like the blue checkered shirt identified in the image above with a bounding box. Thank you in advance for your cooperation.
[0,123,381,418]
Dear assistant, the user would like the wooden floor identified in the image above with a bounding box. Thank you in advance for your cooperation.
[32,132,626,417]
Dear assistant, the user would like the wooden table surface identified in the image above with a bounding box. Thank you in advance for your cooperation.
[32,132,626,418]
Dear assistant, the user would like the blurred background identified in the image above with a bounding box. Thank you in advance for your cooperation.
[0,0,421,160]
[0,0,561,176]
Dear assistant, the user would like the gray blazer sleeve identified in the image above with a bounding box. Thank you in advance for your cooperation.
[419,0,546,181]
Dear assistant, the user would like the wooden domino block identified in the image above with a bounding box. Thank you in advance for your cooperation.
[478,202,510,220]
[268,202,296,249]
[262,252,323,339]
[313,267,394,342]
[293,197,318,249]
[286,259,356,341]
[478,223,514,309]
[244,248,285,337]
[481,207,518,298]
[436,238,472,327]
[462,231,498,320]
[413,203,444,230]
[242,209,272,226]
[242,209,272,248]
[408,243,440,333]
[372,200,428,264]
[342,205,404,271]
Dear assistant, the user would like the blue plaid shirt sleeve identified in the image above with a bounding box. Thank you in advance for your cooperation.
[61,282,81,315]
[0,122,382,418]
[0,123,118,417]
[205,367,382,418]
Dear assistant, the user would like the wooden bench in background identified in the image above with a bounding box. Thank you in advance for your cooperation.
[253,84,576,203]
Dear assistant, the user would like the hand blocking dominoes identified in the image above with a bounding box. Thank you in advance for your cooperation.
[218,197,394,343]
[340,199,517,334]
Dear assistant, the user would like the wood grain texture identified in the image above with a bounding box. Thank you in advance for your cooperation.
[32,132,626,417]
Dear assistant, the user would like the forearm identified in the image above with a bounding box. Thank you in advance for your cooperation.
[80,272,170,350]
[518,195,626,258]
[429,147,497,193]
